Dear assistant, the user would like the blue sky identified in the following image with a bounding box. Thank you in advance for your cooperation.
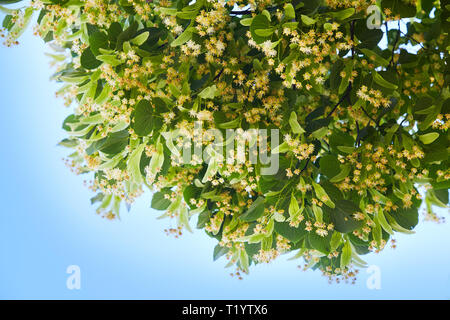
[0,23,449,300]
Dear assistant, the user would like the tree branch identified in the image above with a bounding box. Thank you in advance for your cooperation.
[229,6,278,15]
[229,9,253,15]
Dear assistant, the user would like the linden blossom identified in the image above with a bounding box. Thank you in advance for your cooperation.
[161,121,280,175]
[182,305,217,318]
[3,0,449,281]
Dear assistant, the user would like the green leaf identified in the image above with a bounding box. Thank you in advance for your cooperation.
[133,100,153,136]
[301,15,316,26]
[307,231,332,254]
[330,232,342,251]
[58,138,78,148]
[183,185,201,206]
[329,130,354,149]
[240,18,253,26]
[283,21,298,30]
[330,8,355,20]
[239,248,249,272]
[0,0,22,4]
[80,47,101,70]
[289,111,305,134]
[148,139,165,176]
[372,216,382,245]
[254,28,274,37]
[178,206,192,233]
[329,164,351,183]
[159,7,177,15]
[271,141,290,154]
[319,155,341,179]
[96,54,123,66]
[240,196,265,222]
[312,182,335,208]
[202,158,219,183]
[151,189,172,210]
[213,244,229,261]
[354,20,383,49]
[274,221,307,243]
[127,144,145,184]
[198,85,217,99]
[246,233,266,244]
[339,61,353,94]
[217,117,240,129]
[336,146,355,154]
[419,132,439,144]
[90,193,104,205]
[288,194,303,219]
[97,130,129,154]
[245,242,261,260]
[261,9,271,21]
[250,14,270,44]
[170,28,193,47]
[197,209,210,228]
[89,31,109,56]
[340,240,352,267]
[284,3,295,20]
[177,10,198,20]
[391,207,419,230]
[131,31,149,46]
[360,48,389,67]
[432,189,449,206]
[385,213,415,234]
[376,209,394,235]
[373,71,398,89]
[2,14,12,29]
[381,0,416,18]
[324,200,364,233]
[116,21,138,50]
[107,22,122,47]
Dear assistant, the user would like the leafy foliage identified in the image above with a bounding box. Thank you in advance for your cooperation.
[1,0,449,281]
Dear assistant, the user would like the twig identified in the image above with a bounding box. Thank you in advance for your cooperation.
[299,158,310,174]
[350,20,355,58]
[388,21,401,68]
[356,121,361,147]
[400,31,428,51]
[361,106,378,126]
[213,68,224,81]
[326,84,352,118]
[230,10,253,15]
[321,139,330,151]
[229,6,278,15]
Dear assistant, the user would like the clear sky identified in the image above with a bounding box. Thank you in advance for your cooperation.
[0,22,449,300]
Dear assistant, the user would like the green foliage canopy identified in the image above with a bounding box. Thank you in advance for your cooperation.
[1,0,449,281]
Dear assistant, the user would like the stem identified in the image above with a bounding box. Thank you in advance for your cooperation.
[361,106,378,126]
[213,68,224,81]
[389,21,401,68]
[326,84,352,118]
